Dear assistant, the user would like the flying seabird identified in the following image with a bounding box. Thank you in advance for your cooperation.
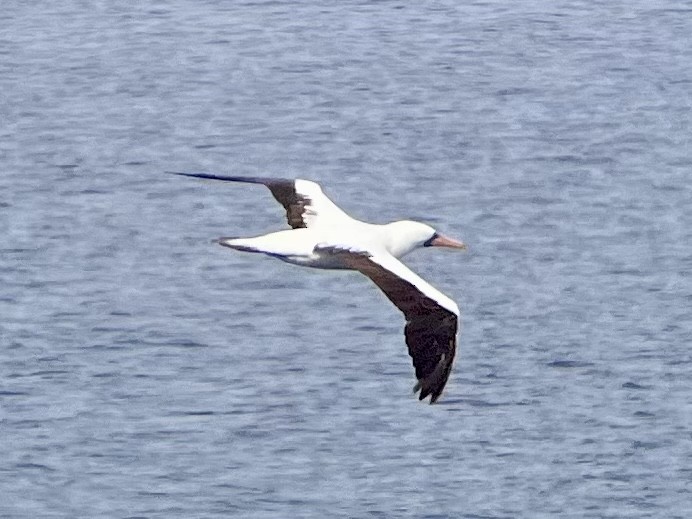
[173,172,467,403]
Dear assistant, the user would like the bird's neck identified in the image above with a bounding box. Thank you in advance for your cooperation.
[380,223,421,258]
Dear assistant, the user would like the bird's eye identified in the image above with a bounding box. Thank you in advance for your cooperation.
[423,232,439,247]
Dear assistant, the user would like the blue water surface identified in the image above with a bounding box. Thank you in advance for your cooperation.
[1,1,691,517]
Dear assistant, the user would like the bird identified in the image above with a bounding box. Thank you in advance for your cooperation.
[172,172,467,403]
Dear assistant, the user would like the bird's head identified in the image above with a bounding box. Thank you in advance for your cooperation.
[384,220,467,258]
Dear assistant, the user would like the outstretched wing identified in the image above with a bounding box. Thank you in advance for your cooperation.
[170,172,350,229]
[318,246,459,403]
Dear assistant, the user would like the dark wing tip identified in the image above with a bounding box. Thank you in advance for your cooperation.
[166,171,259,182]
[165,171,297,185]
[406,309,457,404]
[168,171,307,229]
[165,171,210,177]
[411,333,457,404]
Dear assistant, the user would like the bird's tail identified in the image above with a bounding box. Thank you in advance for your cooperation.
[216,237,262,253]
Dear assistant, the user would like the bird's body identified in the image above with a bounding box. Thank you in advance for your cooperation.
[222,221,435,269]
[174,172,466,403]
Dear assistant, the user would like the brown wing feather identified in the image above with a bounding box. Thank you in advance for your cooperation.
[254,178,308,229]
[328,249,458,403]
[169,172,309,228]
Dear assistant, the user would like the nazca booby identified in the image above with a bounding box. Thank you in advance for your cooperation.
[173,172,466,403]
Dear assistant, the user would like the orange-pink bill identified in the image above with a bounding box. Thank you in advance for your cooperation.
[430,234,467,250]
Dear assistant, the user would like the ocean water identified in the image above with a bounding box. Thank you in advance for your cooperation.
[1,1,691,517]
